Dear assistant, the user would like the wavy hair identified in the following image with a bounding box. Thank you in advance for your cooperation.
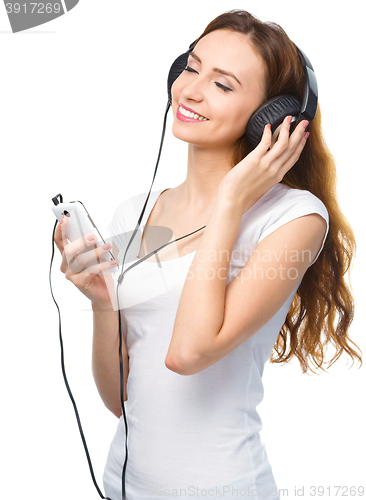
[194,10,362,374]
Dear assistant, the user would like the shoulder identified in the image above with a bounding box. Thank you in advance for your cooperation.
[256,183,328,215]
[254,183,329,244]
[229,183,329,275]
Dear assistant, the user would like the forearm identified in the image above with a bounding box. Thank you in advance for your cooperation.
[165,195,245,372]
[92,305,127,417]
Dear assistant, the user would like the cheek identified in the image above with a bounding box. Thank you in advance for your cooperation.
[229,97,263,135]
[170,75,184,105]
[218,102,251,137]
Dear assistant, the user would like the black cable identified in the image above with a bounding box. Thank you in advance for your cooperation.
[49,219,112,500]
[118,224,206,280]
[116,300,128,500]
[119,101,171,279]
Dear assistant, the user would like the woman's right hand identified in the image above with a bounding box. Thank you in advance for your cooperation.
[54,216,119,310]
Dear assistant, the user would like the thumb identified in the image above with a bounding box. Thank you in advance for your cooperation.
[59,216,70,250]
[54,217,66,253]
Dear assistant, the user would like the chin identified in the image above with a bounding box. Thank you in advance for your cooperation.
[171,125,234,156]
[171,121,204,146]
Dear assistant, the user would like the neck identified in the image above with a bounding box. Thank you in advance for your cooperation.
[177,144,233,210]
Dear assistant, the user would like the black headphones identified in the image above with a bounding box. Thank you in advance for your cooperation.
[167,39,318,148]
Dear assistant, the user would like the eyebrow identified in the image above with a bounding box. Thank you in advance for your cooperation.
[189,51,242,86]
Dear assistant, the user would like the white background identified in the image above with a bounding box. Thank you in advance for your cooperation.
[1,1,365,499]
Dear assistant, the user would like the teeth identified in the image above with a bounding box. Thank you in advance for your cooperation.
[179,105,208,120]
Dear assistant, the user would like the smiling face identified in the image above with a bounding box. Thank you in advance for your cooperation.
[171,29,267,155]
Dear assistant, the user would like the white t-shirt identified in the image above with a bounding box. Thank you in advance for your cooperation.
[103,183,329,500]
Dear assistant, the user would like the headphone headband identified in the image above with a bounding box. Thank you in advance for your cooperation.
[294,45,318,126]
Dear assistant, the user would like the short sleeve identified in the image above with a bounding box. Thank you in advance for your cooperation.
[257,188,329,266]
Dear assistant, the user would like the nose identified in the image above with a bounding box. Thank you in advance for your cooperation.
[180,75,205,103]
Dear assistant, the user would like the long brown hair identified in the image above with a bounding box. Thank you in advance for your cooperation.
[195,10,362,374]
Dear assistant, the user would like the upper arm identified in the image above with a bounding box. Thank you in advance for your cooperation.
[197,212,328,371]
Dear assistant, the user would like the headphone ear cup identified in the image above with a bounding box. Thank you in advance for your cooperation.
[246,95,301,149]
[167,50,190,105]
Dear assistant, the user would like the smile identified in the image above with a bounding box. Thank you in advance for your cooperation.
[177,103,209,122]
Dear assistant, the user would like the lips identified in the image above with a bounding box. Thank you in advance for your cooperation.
[177,102,209,122]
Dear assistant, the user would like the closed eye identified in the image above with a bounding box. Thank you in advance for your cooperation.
[215,82,233,92]
[184,65,198,73]
[184,66,233,92]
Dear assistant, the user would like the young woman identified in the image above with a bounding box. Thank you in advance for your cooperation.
[54,10,361,500]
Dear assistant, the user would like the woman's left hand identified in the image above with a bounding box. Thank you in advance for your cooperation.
[218,115,310,210]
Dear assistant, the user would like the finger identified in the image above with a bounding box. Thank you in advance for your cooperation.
[259,117,308,183]
[64,234,98,257]
[280,131,309,174]
[253,123,272,156]
[281,120,309,163]
[59,217,73,272]
[59,216,97,255]
[69,242,113,274]
[270,117,308,166]
[270,115,292,154]
[72,259,118,283]
[256,116,293,167]
[289,118,309,144]
[58,216,80,271]
[62,229,98,266]
[59,216,71,253]
[54,219,65,254]
[82,259,118,275]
